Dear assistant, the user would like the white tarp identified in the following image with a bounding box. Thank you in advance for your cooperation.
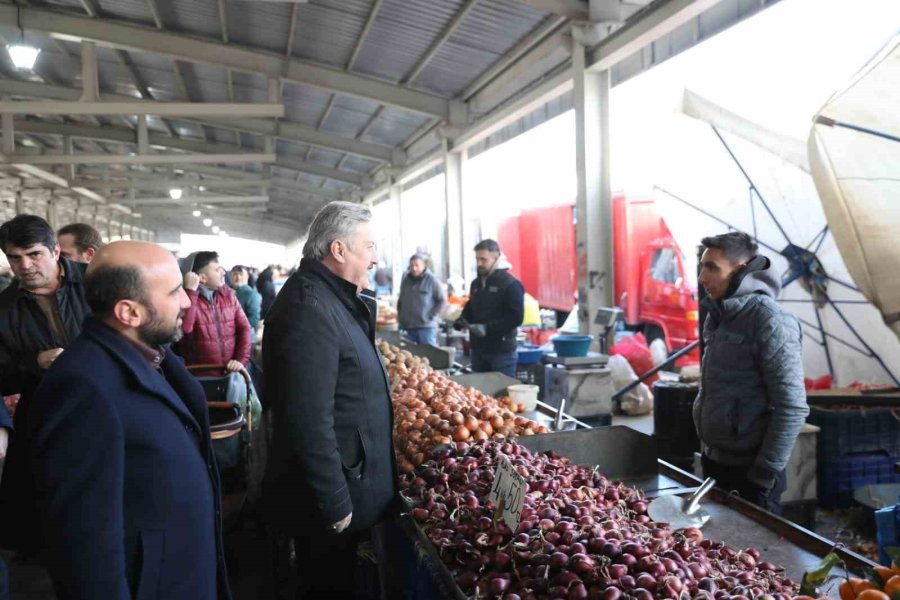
[808,35,900,338]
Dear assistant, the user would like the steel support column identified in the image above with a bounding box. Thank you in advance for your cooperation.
[389,182,404,291]
[14,190,24,214]
[443,143,465,285]
[573,40,613,337]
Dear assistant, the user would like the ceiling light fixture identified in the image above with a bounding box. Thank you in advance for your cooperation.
[7,6,40,71]
[192,209,201,217]
[211,225,220,234]
[168,188,183,200]
[202,218,213,227]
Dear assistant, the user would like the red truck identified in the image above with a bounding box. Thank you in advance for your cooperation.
[498,193,699,357]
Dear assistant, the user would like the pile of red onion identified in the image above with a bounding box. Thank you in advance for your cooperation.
[400,440,798,600]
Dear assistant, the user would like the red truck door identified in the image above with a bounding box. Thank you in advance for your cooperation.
[639,241,699,353]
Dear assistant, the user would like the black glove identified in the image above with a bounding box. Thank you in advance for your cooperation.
[453,317,469,331]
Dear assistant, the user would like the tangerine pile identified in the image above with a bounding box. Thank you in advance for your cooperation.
[835,563,900,600]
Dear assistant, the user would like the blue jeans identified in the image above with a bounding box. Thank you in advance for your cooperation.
[404,326,437,346]
[470,349,518,377]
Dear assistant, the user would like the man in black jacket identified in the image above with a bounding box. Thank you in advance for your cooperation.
[0,214,91,553]
[456,239,525,377]
[262,201,395,599]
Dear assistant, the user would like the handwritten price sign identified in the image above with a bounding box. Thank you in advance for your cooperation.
[489,457,526,531]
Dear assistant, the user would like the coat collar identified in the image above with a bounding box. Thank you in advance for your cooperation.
[82,317,202,431]
[300,258,376,342]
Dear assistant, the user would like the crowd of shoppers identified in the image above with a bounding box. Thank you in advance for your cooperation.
[0,204,806,600]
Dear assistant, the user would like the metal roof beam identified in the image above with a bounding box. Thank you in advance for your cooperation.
[0,80,394,161]
[275,156,366,187]
[588,0,721,71]
[402,0,480,85]
[130,195,269,206]
[72,177,269,191]
[269,178,342,199]
[1,153,276,166]
[0,100,284,117]
[0,5,450,119]
[13,119,247,155]
[516,0,588,20]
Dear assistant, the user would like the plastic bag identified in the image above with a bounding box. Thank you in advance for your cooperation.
[611,333,658,385]
[608,355,654,416]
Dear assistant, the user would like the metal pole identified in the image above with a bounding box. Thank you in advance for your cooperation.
[611,340,701,402]
[79,41,101,103]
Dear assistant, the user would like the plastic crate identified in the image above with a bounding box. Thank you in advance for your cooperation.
[808,405,900,461]
[818,451,900,508]
[875,504,899,567]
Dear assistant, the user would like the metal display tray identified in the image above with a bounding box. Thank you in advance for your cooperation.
[402,426,877,599]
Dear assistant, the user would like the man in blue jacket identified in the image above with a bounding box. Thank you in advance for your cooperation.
[694,232,807,514]
[455,239,524,377]
[29,241,231,600]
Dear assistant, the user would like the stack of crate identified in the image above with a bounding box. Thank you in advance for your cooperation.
[808,404,900,507]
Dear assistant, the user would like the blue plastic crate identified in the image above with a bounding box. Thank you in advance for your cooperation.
[818,451,900,508]
[808,406,900,461]
[875,504,900,567]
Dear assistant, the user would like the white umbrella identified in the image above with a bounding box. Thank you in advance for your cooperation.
[808,34,900,339]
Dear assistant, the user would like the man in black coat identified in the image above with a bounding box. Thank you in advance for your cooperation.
[29,241,231,600]
[456,239,525,377]
[0,214,91,553]
[263,201,396,599]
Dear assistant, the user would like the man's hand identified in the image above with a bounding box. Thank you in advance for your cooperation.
[469,324,487,338]
[331,512,352,534]
[183,271,201,291]
[0,428,8,461]
[37,348,64,370]
[453,317,468,331]
[225,360,243,373]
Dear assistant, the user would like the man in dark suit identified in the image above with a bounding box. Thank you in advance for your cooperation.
[263,201,396,599]
[29,241,231,600]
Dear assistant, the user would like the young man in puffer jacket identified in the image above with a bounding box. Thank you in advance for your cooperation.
[694,232,807,515]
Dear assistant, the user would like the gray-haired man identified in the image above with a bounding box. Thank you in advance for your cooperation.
[262,201,396,598]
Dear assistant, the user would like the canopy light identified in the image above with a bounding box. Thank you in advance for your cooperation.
[7,44,39,70]
[168,188,183,200]
[202,218,213,227]
[211,225,220,234]
[192,209,201,217]
[218,231,227,237]
[198,186,206,192]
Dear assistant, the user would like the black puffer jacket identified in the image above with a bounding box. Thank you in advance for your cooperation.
[693,256,807,489]
[0,257,91,551]
[261,259,396,535]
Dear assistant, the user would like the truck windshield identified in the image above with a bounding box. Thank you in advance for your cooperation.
[650,248,680,284]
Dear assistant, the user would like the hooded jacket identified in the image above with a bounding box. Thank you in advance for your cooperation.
[693,255,807,488]
[462,258,525,354]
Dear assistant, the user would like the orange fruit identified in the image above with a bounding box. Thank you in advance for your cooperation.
[855,590,890,600]
[883,575,900,597]
[840,578,878,600]
[876,567,896,585]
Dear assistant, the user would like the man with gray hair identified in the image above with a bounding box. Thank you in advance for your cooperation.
[262,201,395,599]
